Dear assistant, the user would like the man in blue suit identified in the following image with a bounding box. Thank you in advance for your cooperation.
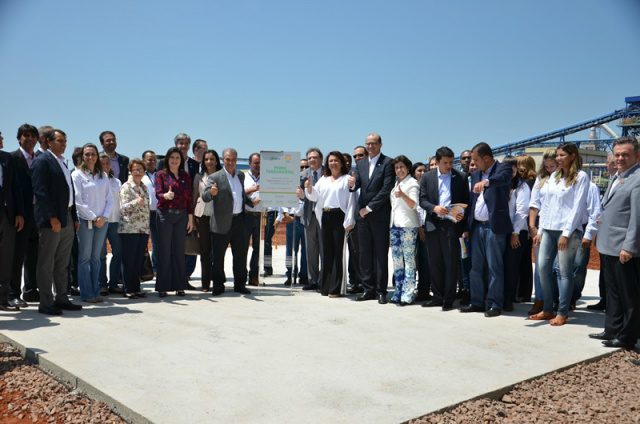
[32,129,82,315]
[461,142,513,317]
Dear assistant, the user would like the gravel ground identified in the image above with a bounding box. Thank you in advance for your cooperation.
[0,343,126,424]
[412,349,640,424]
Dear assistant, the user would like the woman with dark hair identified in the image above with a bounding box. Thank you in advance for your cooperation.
[72,143,114,303]
[154,147,195,297]
[389,155,421,305]
[98,153,123,296]
[305,151,356,297]
[514,154,538,303]
[119,158,150,298]
[193,149,222,292]
[529,143,589,326]
[411,162,431,301]
[501,156,531,312]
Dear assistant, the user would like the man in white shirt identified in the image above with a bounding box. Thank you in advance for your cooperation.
[142,150,159,273]
[244,153,265,285]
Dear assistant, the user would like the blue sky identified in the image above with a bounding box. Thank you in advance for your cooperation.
[1,0,639,162]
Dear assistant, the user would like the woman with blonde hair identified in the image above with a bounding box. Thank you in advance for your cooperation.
[529,143,588,325]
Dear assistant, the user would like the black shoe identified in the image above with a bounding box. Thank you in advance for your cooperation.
[347,285,364,294]
[211,288,224,296]
[587,301,606,311]
[55,301,82,311]
[234,287,251,295]
[159,292,167,298]
[414,293,432,302]
[23,290,40,302]
[503,302,514,312]
[0,304,20,312]
[176,291,186,296]
[589,332,614,341]
[298,276,309,285]
[460,305,485,313]
[355,292,376,302]
[263,270,273,277]
[109,287,123,294]
[38,305,62,316]
[302,283,318,291]
[602,339,635,349]
[422,299,443,308]
[186,283,197,291]
[284,278,292,286]
[485,307,501,317]
[9,298,27,308]
[67,287,80,296]
[442,303,454,311]
[100,288,109,296]
[378,295,388,304]
[460,290,471,306]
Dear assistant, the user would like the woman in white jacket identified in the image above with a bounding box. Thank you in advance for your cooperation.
[305,151,356,297]
[389,156,421,305]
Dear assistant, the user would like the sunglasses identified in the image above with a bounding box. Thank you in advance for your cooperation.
[300,165,309,170]
[354,154,365,159]
[461,156,471,161]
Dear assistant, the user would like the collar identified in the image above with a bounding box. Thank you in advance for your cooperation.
[437,168,451,179]
[224,167,238,179]
[19,146,35,160]
[369,152,381,164]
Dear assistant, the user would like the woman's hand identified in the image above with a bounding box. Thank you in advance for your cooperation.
[94,216,107,229]
[510,233,520,249]
[164,186,175,200]
[533,233,542,248]
[187,215,195,233]
[418,227,426,242]
[558,235,568,251]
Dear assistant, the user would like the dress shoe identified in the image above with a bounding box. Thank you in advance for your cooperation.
[9,298,27,308]
[460,305,485,313]
[414,293,432,302]
[84,298,101,303]
[176,291,186,296]
[484,307,501,317]
[378,295,388,304]
[503,302,514,312]
[587,301,606,311]
[442,303,454,311]
[347,285,364,294]
[186,283,197,291]
[328,294,341,298]
[23,290,40,302]
[38,305,62,316]
[100,288,109,296]
[422,299,443,308]
[527,299,544,315]
[67,287,80,297]
[0,304,20,312]
[248,278,260,286]
[460,290,470,306]
[355,292,376,301]
[283,278,292,286]
[263,269,273,277]
[234,287,251,295]
[602,339,635,350]
[302,283,318,291]
[569,301,576,311]
[55,301,82,311]
[109,287,123,294]
[159,291,168,298]
[589,332,614,341]
[298,276,309,285]
[210,288,224,296]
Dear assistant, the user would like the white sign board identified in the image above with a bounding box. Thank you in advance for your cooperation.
[259,151,301,209]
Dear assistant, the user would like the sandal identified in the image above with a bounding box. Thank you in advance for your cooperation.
[529,311,554,320]
[550,314,568,326]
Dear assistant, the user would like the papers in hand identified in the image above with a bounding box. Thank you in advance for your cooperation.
[443,203,467,223]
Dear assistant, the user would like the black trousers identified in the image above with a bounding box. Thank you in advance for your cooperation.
[155,209,188,292]
[0,212,16,304]
[245,212,261,278]
[597,253,607,304]
[120,233,147,294]
[426,220,459,305]
[195,215,214,290]
[264,211,276,273]
[10,213,39,299]
[357,214,390,296]
[347,221,362,286]
[415,232,431,299]
[504,231,528,305]
[602,255,640,344]
[516,235,534,301]
[321,209,346,296]
[213,214,248,291]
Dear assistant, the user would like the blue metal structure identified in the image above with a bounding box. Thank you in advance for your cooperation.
[619,96,640,137]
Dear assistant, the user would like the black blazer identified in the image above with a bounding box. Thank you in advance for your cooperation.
[201,168,253,234]
[10,149,35,219]
[31,151,77,229]
[351,153,395,220]
[0,151,24,222]
[468,161,513,235]
[419,168,469,236]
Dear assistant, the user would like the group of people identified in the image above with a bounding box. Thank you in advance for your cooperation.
[0,125,638,348]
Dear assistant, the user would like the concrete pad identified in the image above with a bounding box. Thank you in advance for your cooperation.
[0,248,613,424]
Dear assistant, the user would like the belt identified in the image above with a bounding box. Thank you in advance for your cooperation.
[475,220,490,225]
[246,211,261,216]
[323,207,341,212]
[164,209,185,215]
[232,213,242,217]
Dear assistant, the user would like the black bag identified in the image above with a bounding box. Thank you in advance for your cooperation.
[140,249,155,281]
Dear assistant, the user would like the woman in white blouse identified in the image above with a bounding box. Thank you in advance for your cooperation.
[98,153,122,296]
[389,156,421,305]
[72,143,113,303]
[529,143,589,326]
[305,151,356,297]
[501,156,531,312]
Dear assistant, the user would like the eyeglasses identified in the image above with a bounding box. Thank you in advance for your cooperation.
[131,169,145,174]
[300,165,309,170]
[353,154,365,159]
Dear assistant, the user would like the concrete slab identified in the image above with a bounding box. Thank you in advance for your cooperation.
[0,248,615,424]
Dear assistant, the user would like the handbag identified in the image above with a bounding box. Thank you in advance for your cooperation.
[185,231,200,256]
[140,248,155,281]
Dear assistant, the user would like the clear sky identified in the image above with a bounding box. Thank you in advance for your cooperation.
[1,0,639,163]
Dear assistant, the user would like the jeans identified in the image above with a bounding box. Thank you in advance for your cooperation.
[533,246,543,301]
[99,222,122,290]
[77,218,109,300]
[470,223,507,309]
[285,218,307,279]
[390,226,418,304]
[538,229,582,316]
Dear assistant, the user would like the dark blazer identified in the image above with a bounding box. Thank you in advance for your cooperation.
[10,149,35,219]
[0,151,24,222]
[351,153,395,220]
[201,168,253,234]
[31,151,77,229]
[468,160,513,234]
[299,166,323,227]
[419,168,469,236]
[157,157,199,183]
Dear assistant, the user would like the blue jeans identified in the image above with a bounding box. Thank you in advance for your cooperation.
[538,229,582,316]
[77,219,109,300]
[285,219,307,278]
[571,245,590,302]
[533,246,543,301]
[99,222,122,290]
[470,223,507,309]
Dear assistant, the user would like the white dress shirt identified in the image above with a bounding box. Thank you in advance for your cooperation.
[305,174,356,229]
[437,168,452,207]
[71,169,114,221]
[581,182,602,241]
[50,150,74,207]
[244,170,262,213]
[508,181,531,234]
[368,153,380,178]
[540,170,590,237]
[473,161,497,222]
[107,176,121,222]
[225,168,244,214]
[142,172,158,211]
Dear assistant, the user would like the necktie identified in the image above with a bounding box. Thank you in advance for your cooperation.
[312,170,318,185]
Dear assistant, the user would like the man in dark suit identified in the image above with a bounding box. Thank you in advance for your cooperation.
[99,131,130,185]
[0,130,25,311]
[31,129,82,315]
[420,146,469,310]
[9,124,40,307]
[590,137,640,349]
[297,148,323,291]
[461,142,513,317]
[348,133,395,304]
[202,148,257,296]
